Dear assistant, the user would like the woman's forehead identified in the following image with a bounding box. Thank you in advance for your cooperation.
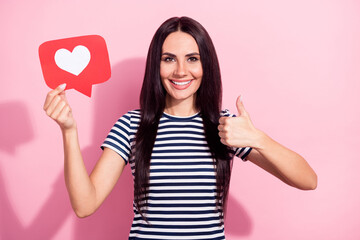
[162,31,199,54]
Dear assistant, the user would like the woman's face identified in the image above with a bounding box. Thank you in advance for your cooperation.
[160,31,203,105]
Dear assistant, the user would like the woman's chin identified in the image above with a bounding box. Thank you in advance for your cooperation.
[166,92,197,103]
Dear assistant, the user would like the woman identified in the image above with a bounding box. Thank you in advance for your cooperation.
[43,16,317,240]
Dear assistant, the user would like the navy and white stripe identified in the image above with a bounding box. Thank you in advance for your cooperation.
[101,109,252,240]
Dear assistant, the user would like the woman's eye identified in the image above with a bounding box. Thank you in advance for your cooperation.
[188,57,199,62]
[163,57,175,62]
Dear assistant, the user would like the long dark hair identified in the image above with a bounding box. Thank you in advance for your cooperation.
[135,16,233,223]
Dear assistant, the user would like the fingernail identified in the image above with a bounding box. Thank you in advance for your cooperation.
[240,95,243,102]
[59,83,67,90]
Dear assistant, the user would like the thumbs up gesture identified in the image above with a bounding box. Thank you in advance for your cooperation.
[218,96,260,148]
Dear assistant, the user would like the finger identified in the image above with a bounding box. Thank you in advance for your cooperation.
[59,90,65,98]
[218,124,229,133]
[57,105,72,123]
[45,95,62,116]
[43,83,67,110]
[59,91,70,106]
[236,95,248,117]
[218,131,226,139]
[220,138,227,146]
[219,117,227,124]
[50,100,67,120]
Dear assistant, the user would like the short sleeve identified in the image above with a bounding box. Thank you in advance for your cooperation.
[101,112,132,164]
[220,109,253,161]
[234,146,252,161]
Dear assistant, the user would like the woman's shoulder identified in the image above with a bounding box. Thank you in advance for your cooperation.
[115,109,141,123]
[126,109,141,117]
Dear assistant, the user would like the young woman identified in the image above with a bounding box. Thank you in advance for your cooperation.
[43,16,317,240]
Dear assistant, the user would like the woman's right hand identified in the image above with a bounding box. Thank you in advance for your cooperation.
[43,83,76,131]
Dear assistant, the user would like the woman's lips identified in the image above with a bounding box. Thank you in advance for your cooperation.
[169,79,193,90]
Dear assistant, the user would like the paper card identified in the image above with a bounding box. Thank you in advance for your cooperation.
[39,35,111,97]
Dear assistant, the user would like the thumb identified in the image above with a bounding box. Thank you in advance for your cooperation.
[59,89,67,101]
[236,95,247,117]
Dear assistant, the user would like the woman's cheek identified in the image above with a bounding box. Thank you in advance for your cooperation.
[190,64,203,77]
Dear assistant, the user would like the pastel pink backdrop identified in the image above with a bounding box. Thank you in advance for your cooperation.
[1,1,359,239]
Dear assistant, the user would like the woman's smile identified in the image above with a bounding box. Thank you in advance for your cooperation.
[169,79,194,89]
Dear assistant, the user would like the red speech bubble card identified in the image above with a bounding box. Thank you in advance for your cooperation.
[39,35,111,97]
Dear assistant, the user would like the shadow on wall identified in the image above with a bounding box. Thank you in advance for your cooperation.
[0,58,252,239]
[0,102,34,155]
[225,194,253,236]
[0,58,143,240]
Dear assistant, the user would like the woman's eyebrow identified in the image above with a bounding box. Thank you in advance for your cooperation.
[162,52,200,57]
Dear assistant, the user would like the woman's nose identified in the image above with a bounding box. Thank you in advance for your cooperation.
[174,61,187,77]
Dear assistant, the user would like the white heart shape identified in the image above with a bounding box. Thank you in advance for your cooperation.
[54,45,91,76]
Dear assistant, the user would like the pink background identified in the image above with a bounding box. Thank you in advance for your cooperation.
[1,0,359,239]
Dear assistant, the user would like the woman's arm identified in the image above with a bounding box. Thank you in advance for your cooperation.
[44,84,126,217]
[246,132,317,190]
[218,96,317,190]
[62,129,126,217]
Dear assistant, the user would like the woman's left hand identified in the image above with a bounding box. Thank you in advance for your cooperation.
[218,96,262,149]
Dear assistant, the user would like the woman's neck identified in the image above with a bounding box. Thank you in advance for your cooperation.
[164,95,198,116]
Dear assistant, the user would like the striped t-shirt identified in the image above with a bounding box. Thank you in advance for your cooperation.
[101,109,252,240]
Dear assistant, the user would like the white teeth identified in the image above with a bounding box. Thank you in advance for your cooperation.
[171,80,191,86]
